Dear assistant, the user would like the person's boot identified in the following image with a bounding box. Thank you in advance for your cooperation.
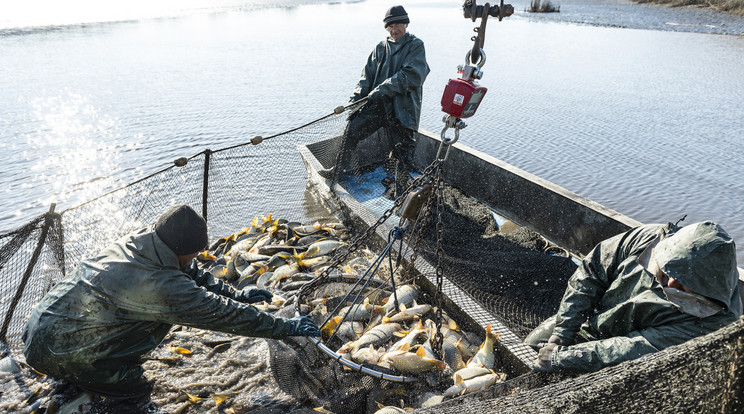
[393,159,411,200]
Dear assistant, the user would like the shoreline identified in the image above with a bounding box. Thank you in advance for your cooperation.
[632,0,744,16]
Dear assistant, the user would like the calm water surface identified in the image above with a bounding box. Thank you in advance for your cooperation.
[1,0,743,262]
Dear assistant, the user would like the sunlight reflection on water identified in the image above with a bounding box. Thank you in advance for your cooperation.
[1,0,742,264]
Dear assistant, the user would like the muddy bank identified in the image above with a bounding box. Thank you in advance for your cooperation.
[514,0,744,35]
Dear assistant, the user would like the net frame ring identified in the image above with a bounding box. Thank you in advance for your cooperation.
[293,273,420,383]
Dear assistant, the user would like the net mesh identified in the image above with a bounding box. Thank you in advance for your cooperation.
[1,103,742,413]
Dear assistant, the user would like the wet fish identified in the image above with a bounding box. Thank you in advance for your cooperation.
[420,318,465,370]
[303,239,345,259]
[268,262,300,288]
[382,302,432,324]
[456,331,482,361]
[350,344,384,365]
[452,365,493,382]
[340,322,402,354]
[338,298,376,322]
[335,320,365,343]
[236,262,266,286]
[227,251,269,280]
[388,320,428,352]
[442,372,506,398]
[196,251,218,262]
[297,255,329,272]
[297,234,326,246]
[418,338,437,360]
[378,345,447,374]
[206,264,229,280]
[248,234,272,254]
[372,403,407,414]
[280,280,312,292]
[233,251,270,267]
[228,234,262,257]
[466,324,498,369]
[256,271,274,290]
[321,315,343,337]
[375,285,419,315]
[290,272,316,282]
[443,336,466,371]
[417,392,444,408]
[258,244,306,256]
[261,252,293,273]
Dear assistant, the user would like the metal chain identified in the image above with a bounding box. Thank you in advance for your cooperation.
[431,163,446,359]
[296,159,442,307]
[402,176,436,283]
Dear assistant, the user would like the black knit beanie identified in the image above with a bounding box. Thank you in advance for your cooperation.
[383,5,409,28]
[155,205,208,255]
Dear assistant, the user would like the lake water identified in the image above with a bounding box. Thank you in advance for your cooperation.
[1,0,743,263]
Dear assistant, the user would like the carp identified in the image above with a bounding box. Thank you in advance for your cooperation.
[248,234,272,254]
[322,315,365,342]
[378,345,447,374]
[337,298,375,322]
[388,320,428,352]
[452,365,493,382]
[382,302,432,324]
[268,262,300,288]
[466,324,499,369]
[372,403,407,414]
[375,285,420,316]
[442,372,506,398]
[350,344,384,365]
[339,322,403,354]
[303,239,345,259]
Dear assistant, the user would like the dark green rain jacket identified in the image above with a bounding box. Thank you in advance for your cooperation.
[350,33,430,131]
[23,227,290,385]
[551,221,741,372]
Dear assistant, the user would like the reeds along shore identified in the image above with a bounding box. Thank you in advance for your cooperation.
[529,0,744,14]
[633,0,744,15]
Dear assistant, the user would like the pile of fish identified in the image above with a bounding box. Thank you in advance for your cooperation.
[197,214,351,293]
[321,283,507,400]
[196,214,507,411]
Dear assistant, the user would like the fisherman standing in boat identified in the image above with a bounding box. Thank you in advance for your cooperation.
[22,205,320,402]
[526,220,741,373]
[319,5,430,199]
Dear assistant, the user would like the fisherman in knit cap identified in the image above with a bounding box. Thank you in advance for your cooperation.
[319,5,430,200]
[23,205,319,401]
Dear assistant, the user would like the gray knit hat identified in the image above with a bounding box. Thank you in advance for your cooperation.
[384,5,409,28]
[155,205,208,255]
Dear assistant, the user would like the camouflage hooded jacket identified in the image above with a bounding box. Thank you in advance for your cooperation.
[23,227,290,385]
[550,221,741,372]
[350,32,430,131]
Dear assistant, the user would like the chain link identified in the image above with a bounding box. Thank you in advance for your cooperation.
[431,163,446,359]
[296,146,450,363]
[296,159,442,310]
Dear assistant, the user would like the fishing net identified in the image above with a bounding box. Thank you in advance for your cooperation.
[1,102,742,413]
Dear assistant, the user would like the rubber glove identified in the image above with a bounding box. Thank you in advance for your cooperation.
[366,90,383,105]
[286,316,321,337]
[240,288,273,304]
[533,342,557,371]
[533,334,569,371]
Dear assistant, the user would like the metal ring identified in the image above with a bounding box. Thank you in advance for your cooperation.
[465,48,487,69]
